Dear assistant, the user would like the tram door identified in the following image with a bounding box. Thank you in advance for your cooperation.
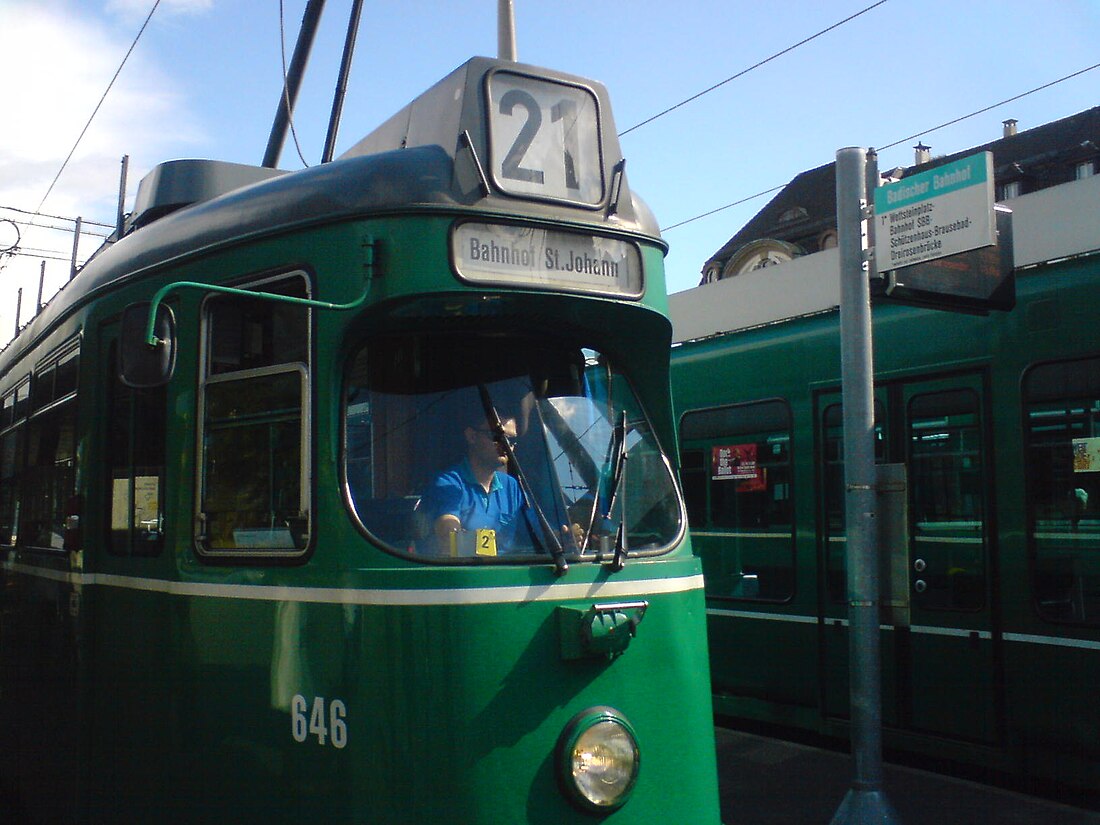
[818,373,1000,745]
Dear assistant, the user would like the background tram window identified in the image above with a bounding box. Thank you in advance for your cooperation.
[107,342,166,557]
[20,346,79,550]
[1024,357,1100,624]
[821,402,886,603]
[907,390,985,611]
[680,400,793,601]
[0,381,29,546]
[199,275,310,555]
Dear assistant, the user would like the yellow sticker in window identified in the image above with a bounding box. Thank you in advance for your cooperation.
[475,528,498,557]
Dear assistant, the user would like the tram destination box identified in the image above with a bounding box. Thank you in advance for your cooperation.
[871,204,1014,314]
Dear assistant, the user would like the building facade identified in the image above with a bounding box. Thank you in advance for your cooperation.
[701,107,1100,284]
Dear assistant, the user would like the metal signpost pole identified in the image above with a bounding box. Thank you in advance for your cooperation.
[829,147,901,825]
[498,0,517,61]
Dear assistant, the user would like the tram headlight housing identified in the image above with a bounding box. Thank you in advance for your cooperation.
[556,707,640,813]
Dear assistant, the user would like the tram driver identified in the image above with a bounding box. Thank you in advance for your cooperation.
[417,410,532,557]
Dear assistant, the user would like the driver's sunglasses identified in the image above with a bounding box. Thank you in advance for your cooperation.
[475,426,512,444]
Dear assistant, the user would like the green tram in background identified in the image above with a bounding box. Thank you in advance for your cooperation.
[0,56,722,823]
[669,173,1100,791]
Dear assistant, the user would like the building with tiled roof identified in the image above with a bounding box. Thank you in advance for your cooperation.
[701,107,1100,284]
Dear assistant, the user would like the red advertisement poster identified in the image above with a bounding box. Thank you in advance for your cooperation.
[711,443,765,492]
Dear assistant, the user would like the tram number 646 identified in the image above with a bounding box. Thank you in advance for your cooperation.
[291,694,348,749]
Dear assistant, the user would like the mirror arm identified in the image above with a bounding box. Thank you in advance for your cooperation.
[143,235,377,346]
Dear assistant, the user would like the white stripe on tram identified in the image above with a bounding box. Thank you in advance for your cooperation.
[910,624,992,640]
[691,532,788,540]
[0,559,703,606]
[709,611,899,632]
[1003,632,1100,651]
[707,610,995,639]
[707,611,1100,649]
[707,608,817,624]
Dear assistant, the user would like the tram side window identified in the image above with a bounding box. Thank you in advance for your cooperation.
[1024,357,1100,624]
[199,274,310,556]
[0,381,30,546]
[907,390,985,611]
[107,341,166,556]
[680,400,793,601]
[20,345,79,550]
[821,402,886,603]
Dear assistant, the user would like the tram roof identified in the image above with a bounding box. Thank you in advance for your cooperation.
[2,57,662,376]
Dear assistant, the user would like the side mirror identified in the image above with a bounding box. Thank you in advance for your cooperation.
[119,302,176,388]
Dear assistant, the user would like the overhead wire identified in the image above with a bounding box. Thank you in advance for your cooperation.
[1,205,114,230]
[618,0,890,137]
[32,0,162,218]
[2,217,110,241]
[661,185,785,233]
[1,207,113,272]
[6,250,73,264]
[875,61,1100,152]
[659,61,1100,233]
[13,245,75,257]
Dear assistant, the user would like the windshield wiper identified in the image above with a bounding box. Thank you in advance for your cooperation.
[591,409,629,571]
[479,385,569,576]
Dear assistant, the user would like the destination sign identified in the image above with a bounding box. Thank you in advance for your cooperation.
[452,222,642,298]
[871,205,1014,313]
[874,152,995,268]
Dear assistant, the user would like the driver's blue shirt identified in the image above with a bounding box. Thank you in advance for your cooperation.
[419,459,528,554]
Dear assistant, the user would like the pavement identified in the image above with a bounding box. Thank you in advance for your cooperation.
[715,727,1100,825]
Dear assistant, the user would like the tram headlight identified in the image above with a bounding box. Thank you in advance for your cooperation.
[556,707,640,813]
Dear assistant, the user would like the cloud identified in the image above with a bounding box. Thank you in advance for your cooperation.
[0,1,206,343]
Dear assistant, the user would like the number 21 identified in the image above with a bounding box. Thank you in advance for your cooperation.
[499,90,581,191]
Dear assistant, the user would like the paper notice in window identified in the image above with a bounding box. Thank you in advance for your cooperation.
[113,476,160,531]
[1073,437,1100,473]
[133,476,160,526]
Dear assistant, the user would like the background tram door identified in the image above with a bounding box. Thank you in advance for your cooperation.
[818,373,1000,746]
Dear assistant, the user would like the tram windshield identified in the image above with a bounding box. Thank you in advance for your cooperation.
[344,335,681,563]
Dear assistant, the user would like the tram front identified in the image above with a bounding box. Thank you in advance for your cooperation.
[328,58,722,822]
[116,56,721,822]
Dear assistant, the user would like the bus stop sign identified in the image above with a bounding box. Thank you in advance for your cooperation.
[872,152,1014,313]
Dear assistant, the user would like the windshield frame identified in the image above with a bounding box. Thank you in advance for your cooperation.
[339,329,685,567]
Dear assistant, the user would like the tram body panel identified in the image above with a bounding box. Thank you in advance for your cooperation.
[671,216,1100,789]
[0,556,84,823]
[74,566,715,822]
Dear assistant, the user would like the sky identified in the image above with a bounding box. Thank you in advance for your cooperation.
[1,0,1098,343]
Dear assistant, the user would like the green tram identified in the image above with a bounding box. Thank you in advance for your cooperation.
[670,174,1100,790]
[0,57,722,823]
